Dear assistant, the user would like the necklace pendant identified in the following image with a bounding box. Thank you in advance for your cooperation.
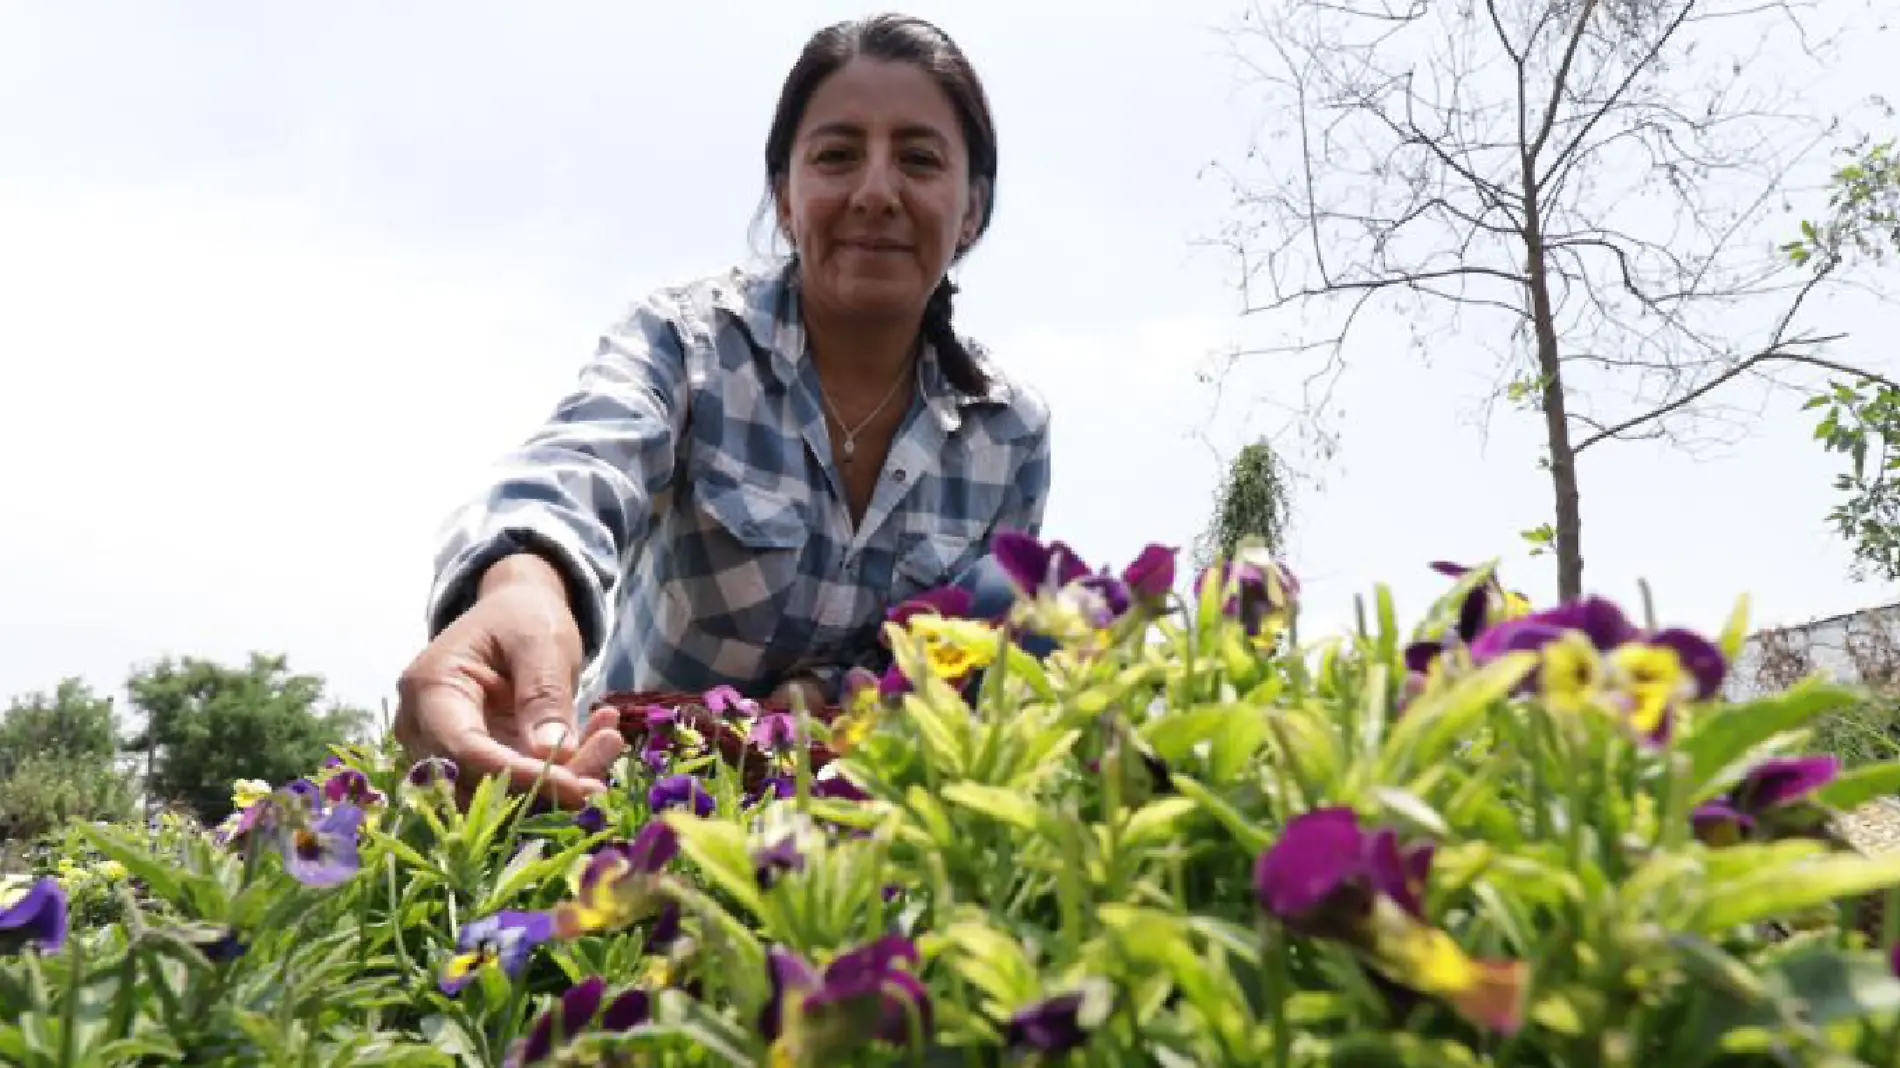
[842,437,856,460]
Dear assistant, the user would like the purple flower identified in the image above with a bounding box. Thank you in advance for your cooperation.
[753,836,806,888]
[1253,808,1437,936]
[405,757,458,788]
[813,774,871,802]
[573,803,608,835]
[751,713,798,753]
[508,977,650,1067]
[645,902,682,952]
[1005,992,1090,1054]
[323,768,384,808]
[704,685,758,719]
[1200,552,1300,641]
[647,774,715,818]
[0,878,67,955]
[1255,807,1527,1034]
[746,774,796,808]
[761,936,933,1055]
[992,531,1090,595]
[1254,807,1371,929]
[554,822,677,939]
[1121,543,1177,603]
[439,910,554,996]
[279,802,364,888]
[888,586,976,629]
[1469,597,1638,663]
[1693,755,1839,845]
[1737,755,1840,809]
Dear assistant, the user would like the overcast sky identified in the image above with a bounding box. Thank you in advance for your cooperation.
[2,1,1895,719]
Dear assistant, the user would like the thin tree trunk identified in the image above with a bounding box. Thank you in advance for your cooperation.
[1522,186,1585,602]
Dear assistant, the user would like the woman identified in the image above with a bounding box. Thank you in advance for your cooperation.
[393,14,1051,808]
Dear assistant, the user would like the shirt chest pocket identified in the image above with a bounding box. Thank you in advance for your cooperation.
[674,465,812,649]
[890,526,985,607]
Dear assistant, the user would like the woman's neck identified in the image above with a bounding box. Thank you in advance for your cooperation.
[803,304,920,396]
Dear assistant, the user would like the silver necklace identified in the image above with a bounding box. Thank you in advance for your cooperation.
[818,357,918,464]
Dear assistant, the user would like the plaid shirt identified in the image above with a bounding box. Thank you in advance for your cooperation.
[424,259,1052,704]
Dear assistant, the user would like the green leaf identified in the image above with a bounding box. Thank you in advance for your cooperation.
[1693,849,1900,931]
[1681,679,1865,791]
[1814,763,1900,812]
[662,814,765,919]
[936,917,1040,1010]
[940,782,1045,835]
[1168,774,1270,854]
[1122,797,1202,848]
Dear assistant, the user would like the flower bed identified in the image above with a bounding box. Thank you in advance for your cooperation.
[6,534,1900,1066]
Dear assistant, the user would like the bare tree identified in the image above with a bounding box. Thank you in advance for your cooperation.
[1208,0,1894,600]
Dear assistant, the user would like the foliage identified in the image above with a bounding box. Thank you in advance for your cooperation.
[1197,438,1293,574]
[8,539,1900,1066]
[124,653,374,825]
[1207,0,1885,602]
[1785,138,1900,582]
[0,680,136,841]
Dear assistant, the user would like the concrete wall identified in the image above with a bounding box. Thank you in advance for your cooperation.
[1723,602,1900,702]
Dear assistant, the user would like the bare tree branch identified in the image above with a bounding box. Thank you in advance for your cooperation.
[1207,0,1887,599]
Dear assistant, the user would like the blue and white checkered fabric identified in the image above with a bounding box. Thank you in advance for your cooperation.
[424,258,1052,703]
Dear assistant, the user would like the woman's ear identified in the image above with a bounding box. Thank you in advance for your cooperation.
[959,180,988,249]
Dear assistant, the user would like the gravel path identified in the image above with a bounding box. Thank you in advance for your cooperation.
[1836,797,1900,856]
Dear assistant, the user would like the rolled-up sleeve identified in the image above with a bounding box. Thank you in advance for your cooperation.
[425,297,691,659]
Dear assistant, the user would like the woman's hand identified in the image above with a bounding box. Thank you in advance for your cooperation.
[394,553,626,808]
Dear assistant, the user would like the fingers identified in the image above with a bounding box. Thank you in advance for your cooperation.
[504,637,582,761]
[566,708,628,784]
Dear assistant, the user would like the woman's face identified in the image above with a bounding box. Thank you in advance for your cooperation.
[778,57,983,323]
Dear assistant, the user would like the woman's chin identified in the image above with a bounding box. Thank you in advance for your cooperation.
[817,272,928,320]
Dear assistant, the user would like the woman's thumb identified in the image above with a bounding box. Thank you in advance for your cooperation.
[510,643,581,759]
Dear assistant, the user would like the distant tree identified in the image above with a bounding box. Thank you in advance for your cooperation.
[1197,438,1294,572]
[1209,0,1888,602]
[0,679,135,841]
[124,653,371,823]
[1784,138,1900,580]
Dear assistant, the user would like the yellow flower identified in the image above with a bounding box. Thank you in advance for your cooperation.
[1606,642,1690,739]
[905,615,999,683]
[98,860,127,881]
[231,779,272,811]
[1368,899,1526,1034]
[1536,632,1605,714]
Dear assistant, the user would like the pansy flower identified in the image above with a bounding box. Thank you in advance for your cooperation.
[439,910,554,996]
[1198,546,1300,649]
[761,935,933,1062]
[0,877,67,955]
[1004,983,1113,1055]
[1254,807,1525,1034]
[322,767,386,809]
[504,976,653,1068]
[648,774,715,818]
[404,757,459,789]
[1465,597,1725,744]
[1692,755,1840,846]
[552,821,678,938]
[279,801,366,888]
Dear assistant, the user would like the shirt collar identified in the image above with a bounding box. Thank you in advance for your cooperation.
[717,258,1012,431]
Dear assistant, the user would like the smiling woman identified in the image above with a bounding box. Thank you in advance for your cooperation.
[392,13,1053,808]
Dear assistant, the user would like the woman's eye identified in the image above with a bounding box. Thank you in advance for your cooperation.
[903,151,943,169]
[814,146,855,164]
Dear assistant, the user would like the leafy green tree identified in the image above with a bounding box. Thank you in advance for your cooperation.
[124,653,372,824]
[1785,139,1900,580]
[1197,438,1294,572]
[0,679,136,841]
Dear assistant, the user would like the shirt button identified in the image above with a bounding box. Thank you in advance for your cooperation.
[894,468,908,482]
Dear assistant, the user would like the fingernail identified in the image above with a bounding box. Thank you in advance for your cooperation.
[533,722,569,751]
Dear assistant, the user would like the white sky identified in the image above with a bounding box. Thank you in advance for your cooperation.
[2,1,1896,719]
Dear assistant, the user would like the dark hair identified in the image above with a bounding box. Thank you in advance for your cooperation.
[762,13,998,396]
